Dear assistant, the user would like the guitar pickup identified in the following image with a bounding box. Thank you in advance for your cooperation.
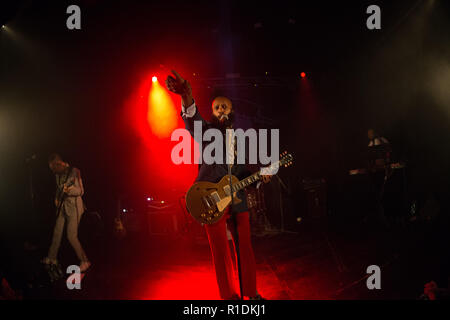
[210,192,220,203]
[203,195,218,210]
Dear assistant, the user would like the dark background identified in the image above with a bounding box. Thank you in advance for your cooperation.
[1,0,449,253]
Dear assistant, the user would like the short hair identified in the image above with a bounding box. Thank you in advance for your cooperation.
[48,153,62,163]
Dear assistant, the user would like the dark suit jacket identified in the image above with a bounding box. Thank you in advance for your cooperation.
[182,106,252,213]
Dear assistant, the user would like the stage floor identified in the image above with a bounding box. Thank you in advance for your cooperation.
[16,214,449,300]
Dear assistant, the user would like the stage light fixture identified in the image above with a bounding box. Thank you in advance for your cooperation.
[152,76,157,82]
[300,72,306,78]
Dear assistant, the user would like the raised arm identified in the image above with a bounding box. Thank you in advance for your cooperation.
[165,70,193,107]
[165,70,207,139]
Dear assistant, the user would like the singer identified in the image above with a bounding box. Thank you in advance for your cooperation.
[166,70,270,300]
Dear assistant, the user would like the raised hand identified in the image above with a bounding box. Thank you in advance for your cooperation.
[165,70,193,106]
[165,70,189,95]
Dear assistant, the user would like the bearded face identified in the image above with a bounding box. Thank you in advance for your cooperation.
[211,96,234,130]
[211,110,235,130]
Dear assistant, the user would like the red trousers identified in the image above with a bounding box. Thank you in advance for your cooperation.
[205,210,257,299]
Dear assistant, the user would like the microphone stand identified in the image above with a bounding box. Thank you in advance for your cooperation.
[275,175,297,234]
[25,155,37,212]
[227,128,244,300]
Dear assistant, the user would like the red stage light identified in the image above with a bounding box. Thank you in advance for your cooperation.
[124,72,198,194]
[152,76,157,83]
[300,72,306,78]
[148,79,177,138]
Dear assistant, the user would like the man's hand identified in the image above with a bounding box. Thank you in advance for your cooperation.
[261,175,272,184]
[165,70,193,106]
[54,199,60,207]
[63,184,74,194]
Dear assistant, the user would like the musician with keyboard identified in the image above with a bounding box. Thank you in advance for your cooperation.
[349,129,403,175]
[349,129,407,227]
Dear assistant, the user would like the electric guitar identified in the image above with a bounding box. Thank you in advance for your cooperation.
[55,179,75,217]
[185,152,294,225]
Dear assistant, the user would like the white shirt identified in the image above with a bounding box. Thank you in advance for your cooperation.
[181,102,197,118]
[181,102,263,187]
[182,101,235,164]
[368,137,389,147]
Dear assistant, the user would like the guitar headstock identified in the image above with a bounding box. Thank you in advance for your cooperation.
[261,151,294,175]
[279,151,294,168]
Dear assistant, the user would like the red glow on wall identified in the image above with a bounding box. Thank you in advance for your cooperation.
[124,72,198,194]
[147,79,177,138]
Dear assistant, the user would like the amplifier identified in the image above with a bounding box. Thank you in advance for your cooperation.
[301,178,327,219]
[146,208,180,235]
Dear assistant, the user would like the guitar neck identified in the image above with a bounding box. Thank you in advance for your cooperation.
[229,155,291,193]
[231,172,262,193]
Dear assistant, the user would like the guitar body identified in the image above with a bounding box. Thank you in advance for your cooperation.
[185,152,294,225]
[185,175,242,225]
